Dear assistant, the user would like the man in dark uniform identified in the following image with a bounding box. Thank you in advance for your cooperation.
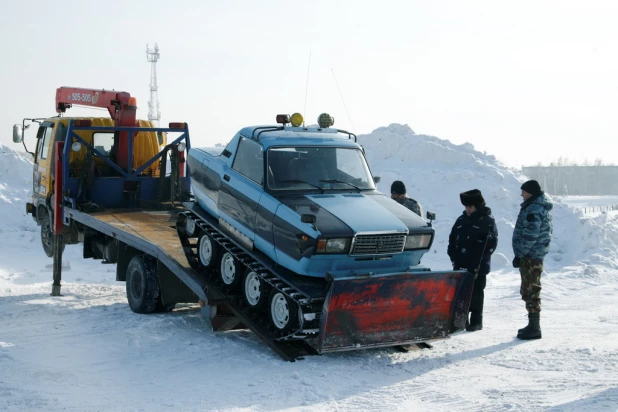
[512,180,553,340]
[391,181,423,217]
[448,189,498,331]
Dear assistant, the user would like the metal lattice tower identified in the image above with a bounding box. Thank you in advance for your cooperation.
[146,43,161,126]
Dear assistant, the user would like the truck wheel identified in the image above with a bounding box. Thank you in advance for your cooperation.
[40,213,64,258]
[198,233,219,271]
[269,290,300,333]
[219,251,242,291]
[126,254,160,314]
[243,269,268,310]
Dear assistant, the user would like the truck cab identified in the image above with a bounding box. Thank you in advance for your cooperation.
[188,113,434,279]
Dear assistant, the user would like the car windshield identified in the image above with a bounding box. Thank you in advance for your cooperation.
[267,146,376,191]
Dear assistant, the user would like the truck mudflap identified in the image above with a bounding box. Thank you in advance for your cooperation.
[316,269,474,353]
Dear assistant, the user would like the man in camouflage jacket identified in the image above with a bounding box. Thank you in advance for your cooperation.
[391,180,423,217]
[512,179,553,340]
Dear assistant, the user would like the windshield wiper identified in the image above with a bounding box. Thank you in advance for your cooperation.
[320,179,362,191]
[278,179,324,193]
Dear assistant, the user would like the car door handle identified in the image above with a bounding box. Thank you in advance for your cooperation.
[223,174,230,181]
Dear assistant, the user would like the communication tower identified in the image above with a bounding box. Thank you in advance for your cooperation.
[146,43,161,125]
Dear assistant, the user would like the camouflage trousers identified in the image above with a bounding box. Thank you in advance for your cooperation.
[519,258,543,314]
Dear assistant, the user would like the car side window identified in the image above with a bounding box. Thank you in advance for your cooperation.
[232,137,264,185]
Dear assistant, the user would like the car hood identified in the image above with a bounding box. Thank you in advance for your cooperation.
[279,193,428,236]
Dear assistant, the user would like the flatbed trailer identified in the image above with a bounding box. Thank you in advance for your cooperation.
[63,205,321,360]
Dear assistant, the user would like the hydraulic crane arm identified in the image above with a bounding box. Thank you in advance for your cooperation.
[55,87,137,127]
[55,87,138,169]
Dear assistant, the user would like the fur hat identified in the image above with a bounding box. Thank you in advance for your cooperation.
[391,180,406,195]
[460,189,485,207]
[521,180,542,196]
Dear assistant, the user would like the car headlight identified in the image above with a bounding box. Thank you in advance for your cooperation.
[404,234,432,250]
[316,238,350,254]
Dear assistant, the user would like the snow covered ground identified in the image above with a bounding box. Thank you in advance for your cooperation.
[1,128,618,411]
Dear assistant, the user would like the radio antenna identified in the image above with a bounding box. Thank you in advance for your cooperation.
[331,68,356,133]
[303,49,312,127]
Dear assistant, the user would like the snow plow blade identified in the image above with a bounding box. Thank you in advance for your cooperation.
[317,270,474,353]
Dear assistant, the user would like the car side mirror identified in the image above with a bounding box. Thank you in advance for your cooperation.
[301,214,316,224]
[426,211,436,227]
[373,176,381,184]
[13,124,23,143]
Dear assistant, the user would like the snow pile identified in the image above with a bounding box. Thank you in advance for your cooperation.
[0,145,36,232]
[359,124,618,272]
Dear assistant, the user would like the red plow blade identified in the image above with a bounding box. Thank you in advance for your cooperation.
[316,270,475,353]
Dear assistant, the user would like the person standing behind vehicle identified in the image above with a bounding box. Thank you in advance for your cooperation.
[448,189,498,332]
[391,180,423,217]
[512,180,553,340]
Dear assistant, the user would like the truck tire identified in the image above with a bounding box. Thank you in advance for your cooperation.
[126,254,160,314]
[269,290,300,333]
[40,212,64,258]
[243,269,269,310]
[218,251,242,291]
[198,233,220,271]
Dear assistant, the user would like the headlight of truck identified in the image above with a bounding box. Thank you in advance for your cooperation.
[404,234,432,250]
[316,238,350,254]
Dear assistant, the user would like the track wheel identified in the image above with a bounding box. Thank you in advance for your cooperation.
[269,290,300,333]
[126,254,160,314]
[243,269,269,310]
[198,233,219,271]
[218,251,242,291]
[184,216,199,238]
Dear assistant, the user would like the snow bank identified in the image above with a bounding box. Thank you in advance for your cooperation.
[0,145,36,232]
[359,124,618,273]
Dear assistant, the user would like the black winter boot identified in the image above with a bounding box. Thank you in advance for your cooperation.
[466,313,483,331]
[517,313,541,340]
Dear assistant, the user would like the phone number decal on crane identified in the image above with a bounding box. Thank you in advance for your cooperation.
[65,91,99,104]
[66,93,92,102]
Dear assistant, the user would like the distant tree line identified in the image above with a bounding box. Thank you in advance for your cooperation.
[532,157,615,167]
[522,163,618,196]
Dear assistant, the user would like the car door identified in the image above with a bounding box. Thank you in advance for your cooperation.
[217,137,264,249]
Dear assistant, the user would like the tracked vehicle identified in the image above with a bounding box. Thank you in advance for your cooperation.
[177,113,475,355]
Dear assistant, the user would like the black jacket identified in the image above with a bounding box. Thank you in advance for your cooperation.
[447,206,498,276]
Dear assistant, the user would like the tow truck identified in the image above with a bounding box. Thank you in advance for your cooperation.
[12,89,475,360]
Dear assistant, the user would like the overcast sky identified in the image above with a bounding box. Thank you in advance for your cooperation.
[1,0,616,168]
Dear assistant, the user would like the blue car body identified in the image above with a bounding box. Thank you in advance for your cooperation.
[188,125,433,279]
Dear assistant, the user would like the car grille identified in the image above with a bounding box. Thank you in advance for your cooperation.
[351,234,406,255]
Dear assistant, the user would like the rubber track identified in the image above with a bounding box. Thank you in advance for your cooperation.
[177,211,324,343]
